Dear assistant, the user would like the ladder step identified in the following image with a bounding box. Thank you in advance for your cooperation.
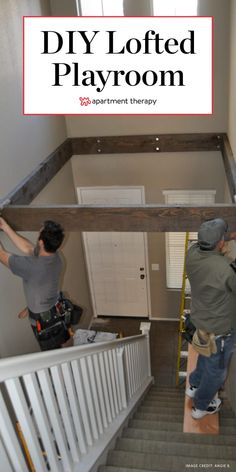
[180,351,188,358]
[179,371,187,378]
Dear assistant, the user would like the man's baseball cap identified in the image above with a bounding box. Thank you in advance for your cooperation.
[198,218,228,249]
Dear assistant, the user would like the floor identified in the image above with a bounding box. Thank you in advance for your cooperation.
[90,317,179,387]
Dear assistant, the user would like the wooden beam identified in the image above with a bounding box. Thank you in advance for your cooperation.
[71,133,223,155]
[3,204,236,232]
[221,134,236,202]
[1,139,72,206]
[0,133,226,210]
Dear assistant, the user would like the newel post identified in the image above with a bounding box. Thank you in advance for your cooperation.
[140,322,152,377]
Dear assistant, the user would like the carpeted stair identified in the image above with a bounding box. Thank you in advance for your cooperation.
[98,386,236,472]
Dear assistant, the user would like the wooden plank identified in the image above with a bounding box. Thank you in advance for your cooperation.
[183,345,219,434]
[0,133,227,211]
[3,204,236,232]
[221,134,236,202]
[71,133,223,155]
[0,139,72,206]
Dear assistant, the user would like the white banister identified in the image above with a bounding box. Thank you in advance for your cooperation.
[0,331,153,472]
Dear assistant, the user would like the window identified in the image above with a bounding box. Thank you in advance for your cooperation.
[163,190,216,289]
[152,0,198,16]
[78,0,124,16]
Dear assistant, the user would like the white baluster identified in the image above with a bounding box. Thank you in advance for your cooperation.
[127,344,135,397]
[23,372,63,471]
[98,352,112,423]
[103,351,115,418]
[116,347,127,408]
[108,350,119,415]
[50,365,80,463]
[80,357,99,440]
[71,359,93,446]
[131,343,137,392]
[6,378,48,472]
[133,343,138,391]
[87,355,103,435]
[61,362,87,454]
[112,349,122,411]
[93,354,108,429]
[124,344,132,399]
[37,369,73,472]
[0,389,28,472]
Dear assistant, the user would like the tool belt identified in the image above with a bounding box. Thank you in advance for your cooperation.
[29,300,71,350]
[192,329,217,357]
[28,293,83,350]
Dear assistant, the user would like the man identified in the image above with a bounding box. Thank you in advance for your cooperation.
[186,218,236,419]
[0,217,70,350]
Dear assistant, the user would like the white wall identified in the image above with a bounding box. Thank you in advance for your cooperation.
[0,0,68,357]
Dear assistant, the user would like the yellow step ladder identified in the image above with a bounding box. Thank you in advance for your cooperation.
[176,232,196,386]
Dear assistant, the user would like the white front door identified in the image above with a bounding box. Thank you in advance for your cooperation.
[77,187,150,317]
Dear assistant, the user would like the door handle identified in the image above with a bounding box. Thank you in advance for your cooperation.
[140,274,145,279]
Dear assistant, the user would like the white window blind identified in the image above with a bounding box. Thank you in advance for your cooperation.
[152,0,198,16]
[163,190,216,289]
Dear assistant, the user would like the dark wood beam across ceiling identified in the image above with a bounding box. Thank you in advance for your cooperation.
[1,139,72,206]
[71,133,223,155]
[0,133,226,209]
[3,204,236,232]
[1,132,236,233]
[221,134,236,202]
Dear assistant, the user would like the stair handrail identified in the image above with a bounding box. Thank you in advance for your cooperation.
[0,331,153,472]
[0,333,145,382]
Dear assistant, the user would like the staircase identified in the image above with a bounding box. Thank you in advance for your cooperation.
[99,385,236,472]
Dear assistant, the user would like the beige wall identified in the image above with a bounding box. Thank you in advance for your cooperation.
[72,151,226,319]
[0,0,234,360]
[67,0,231,321]
[50,0,78,16]
[66,0,230,136]
[225,0,236,416]
[0,0,68,357]
[228,0,236,157]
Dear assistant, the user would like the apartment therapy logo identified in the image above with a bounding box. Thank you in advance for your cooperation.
[24,17,213,114]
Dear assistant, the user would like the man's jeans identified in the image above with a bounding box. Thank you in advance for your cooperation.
[189,331,235,411]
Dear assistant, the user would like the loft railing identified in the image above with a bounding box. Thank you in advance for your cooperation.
[0,326,152,472]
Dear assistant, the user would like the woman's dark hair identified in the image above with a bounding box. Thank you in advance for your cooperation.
[39,220,64,253]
